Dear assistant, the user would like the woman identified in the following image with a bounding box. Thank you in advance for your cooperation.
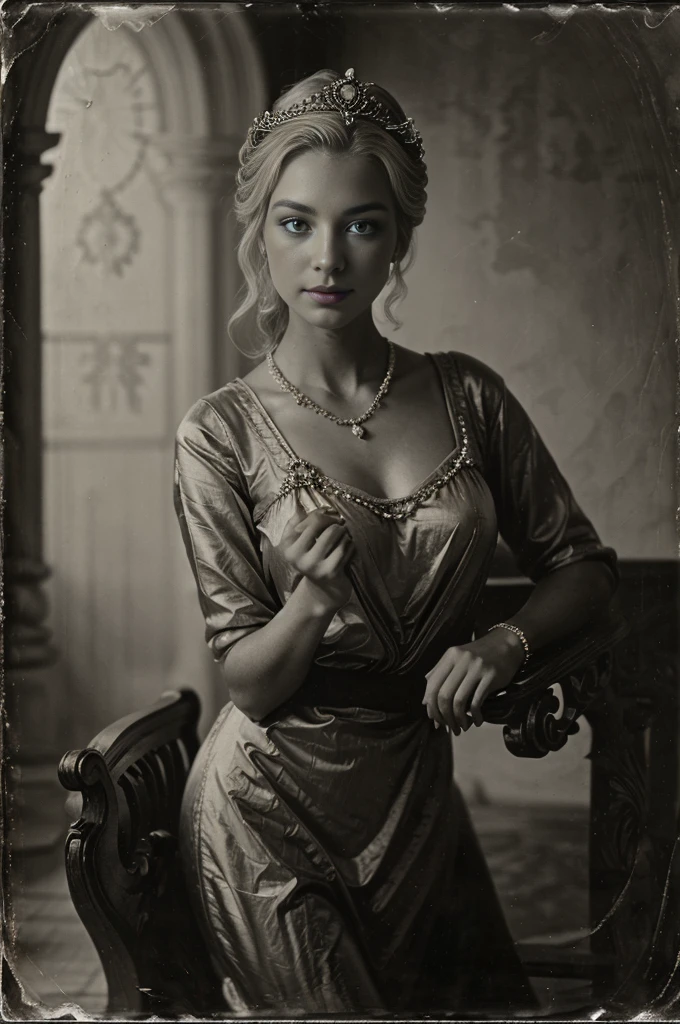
[174,68,618,1015]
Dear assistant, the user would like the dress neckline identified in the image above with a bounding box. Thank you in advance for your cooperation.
[231,351,465,506]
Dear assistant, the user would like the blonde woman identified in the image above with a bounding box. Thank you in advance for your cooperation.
[174,69,617,1014]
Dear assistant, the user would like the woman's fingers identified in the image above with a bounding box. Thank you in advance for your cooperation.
[310,522,348,559]
[319,531,354,573]
[450,674,481,732]
[423,650,489,733]
[285,509,346,560]
[424,649,469,728]
[469,671,499,727]
[423,648,457,705]
[434,661,470,732]
[423,640,520,734]
[423,662,451,729]
[297,528,350,577]
[284,507,343,539]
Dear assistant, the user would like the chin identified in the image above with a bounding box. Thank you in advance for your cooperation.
[295,304,364,329]
[315,311,364,331]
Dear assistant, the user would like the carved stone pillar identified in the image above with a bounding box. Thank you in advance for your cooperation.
[4,127,64,857]
[150,134,242,726]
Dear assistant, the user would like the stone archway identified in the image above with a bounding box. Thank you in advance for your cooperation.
[3,4,267,856]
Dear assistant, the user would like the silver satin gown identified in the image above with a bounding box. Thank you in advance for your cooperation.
[173,350,617,1014]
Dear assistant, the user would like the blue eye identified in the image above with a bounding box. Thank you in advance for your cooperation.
[347,220,378,236]
[281,218,309,234]
[279,218,380,236]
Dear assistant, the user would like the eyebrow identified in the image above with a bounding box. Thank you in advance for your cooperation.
[271,200,390,216]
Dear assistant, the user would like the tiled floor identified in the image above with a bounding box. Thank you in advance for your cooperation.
[8,861,107,1015]
[7,802,593,1018]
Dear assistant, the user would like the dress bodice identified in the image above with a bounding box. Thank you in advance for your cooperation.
[173,349,617,675]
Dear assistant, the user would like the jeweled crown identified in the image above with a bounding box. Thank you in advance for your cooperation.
[247,68,425,163]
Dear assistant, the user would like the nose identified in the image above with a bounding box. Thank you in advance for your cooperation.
[312,228,345,275]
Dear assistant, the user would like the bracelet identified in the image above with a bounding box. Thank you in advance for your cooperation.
[487,622,531,664]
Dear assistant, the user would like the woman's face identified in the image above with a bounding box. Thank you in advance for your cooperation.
[262,149,399,331]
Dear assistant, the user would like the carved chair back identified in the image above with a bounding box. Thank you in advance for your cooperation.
[58,689,224,1016]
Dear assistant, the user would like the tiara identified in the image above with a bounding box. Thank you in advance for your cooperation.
[247,68,425,163]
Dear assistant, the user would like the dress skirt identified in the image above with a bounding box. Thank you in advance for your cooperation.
[179,667,537,1015]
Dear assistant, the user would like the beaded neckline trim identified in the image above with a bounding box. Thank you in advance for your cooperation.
[275,415,475,521]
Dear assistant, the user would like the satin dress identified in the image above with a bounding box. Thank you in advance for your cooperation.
[174,350,618,1015]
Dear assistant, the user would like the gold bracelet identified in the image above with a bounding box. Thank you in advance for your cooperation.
[488,622,531,664]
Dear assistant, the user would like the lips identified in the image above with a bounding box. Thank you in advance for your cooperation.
[305,288,352,306]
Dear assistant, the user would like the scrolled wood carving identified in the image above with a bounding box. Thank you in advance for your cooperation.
[483,613,626,759]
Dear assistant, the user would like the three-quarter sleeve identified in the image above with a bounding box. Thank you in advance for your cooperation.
[455,353,619,586]
[174,398,280,662]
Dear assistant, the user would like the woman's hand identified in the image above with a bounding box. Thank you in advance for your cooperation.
[277,506,355,614]
[422,630,526,734]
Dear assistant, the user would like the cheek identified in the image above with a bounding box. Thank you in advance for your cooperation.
[265,236,301,284]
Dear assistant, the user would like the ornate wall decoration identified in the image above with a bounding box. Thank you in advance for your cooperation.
[75,191,141,277]
[47,21,160,277]
[80,334,150,414]
[43,332,170,442]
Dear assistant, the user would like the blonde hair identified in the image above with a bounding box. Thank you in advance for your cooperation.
[228,70,428,358]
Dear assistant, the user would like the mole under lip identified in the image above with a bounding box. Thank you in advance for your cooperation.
[305,290,352,305]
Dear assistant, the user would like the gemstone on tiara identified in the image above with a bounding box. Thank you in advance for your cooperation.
[339,82,357,102]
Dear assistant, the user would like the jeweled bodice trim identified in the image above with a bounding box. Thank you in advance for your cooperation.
[276,416,475,521]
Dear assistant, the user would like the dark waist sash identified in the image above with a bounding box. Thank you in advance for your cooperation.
[290,664,429,716]
[281,630,474,717]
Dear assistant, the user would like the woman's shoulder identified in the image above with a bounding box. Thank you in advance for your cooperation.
[174,383,257,494]
[427,349,507,427]
[429,348,505,393]
[176,380,250,447]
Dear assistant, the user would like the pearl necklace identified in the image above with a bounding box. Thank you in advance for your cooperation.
[266,341,396,440]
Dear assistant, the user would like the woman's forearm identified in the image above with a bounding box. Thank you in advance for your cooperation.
[497,560,616,658]
[220,577,340,721]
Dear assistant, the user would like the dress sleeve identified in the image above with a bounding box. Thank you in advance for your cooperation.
[174,398,280,663]
[453,353,619,586]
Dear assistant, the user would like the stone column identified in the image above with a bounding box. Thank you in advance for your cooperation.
[149,134,242,728]
[4,127,65,858]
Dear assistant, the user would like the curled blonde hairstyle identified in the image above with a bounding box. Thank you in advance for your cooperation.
[228,70,428,358]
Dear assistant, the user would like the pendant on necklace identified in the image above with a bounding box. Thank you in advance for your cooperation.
[352,423,366,439]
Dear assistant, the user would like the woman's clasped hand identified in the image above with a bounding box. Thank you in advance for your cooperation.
[277,506,355,611]
[422,630,526,734]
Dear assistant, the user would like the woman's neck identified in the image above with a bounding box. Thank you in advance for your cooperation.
[273,311,391,400]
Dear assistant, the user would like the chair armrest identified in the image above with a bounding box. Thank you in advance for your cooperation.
[481,607,628,758]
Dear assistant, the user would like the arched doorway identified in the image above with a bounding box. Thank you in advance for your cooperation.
[3,3,266,861]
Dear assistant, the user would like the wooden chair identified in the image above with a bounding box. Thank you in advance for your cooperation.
[60,605,650,1016]
[58,689,224,1015]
